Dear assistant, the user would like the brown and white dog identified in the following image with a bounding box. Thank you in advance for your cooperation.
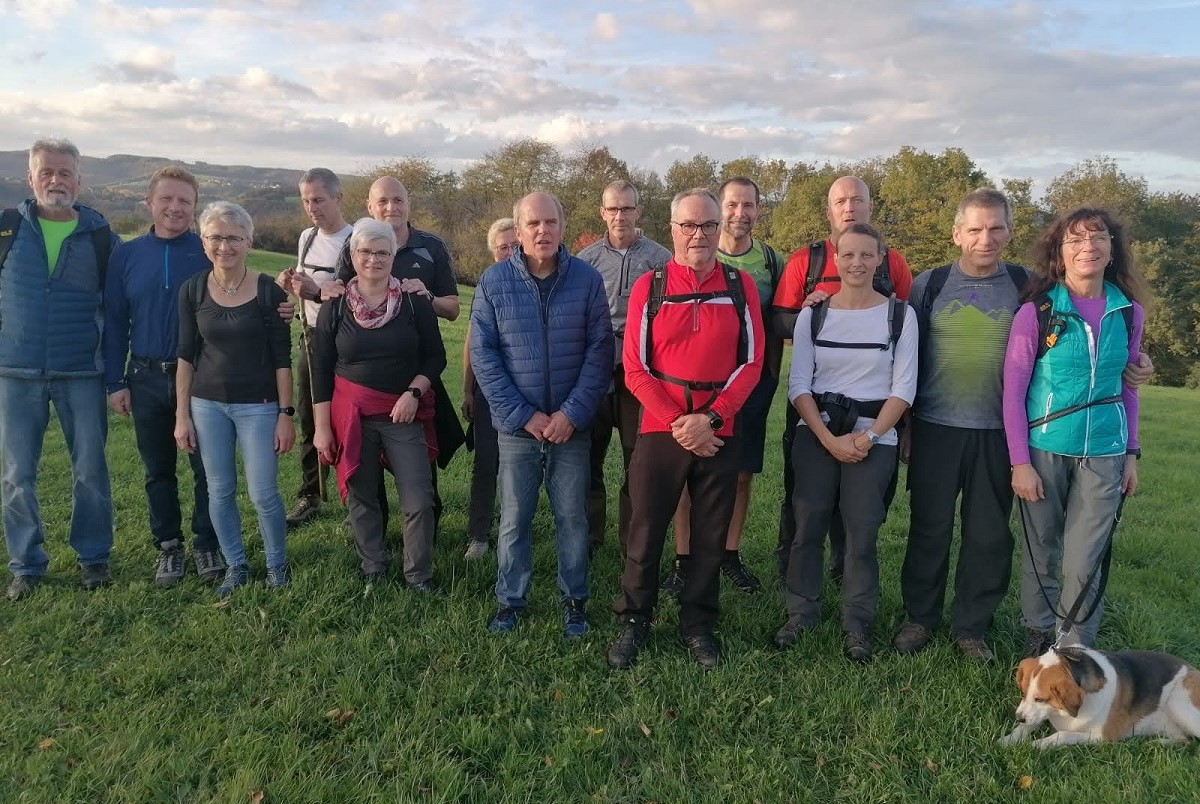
[999,646,1200,748]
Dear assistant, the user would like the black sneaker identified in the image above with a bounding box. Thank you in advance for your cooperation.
[80,563,110,590]
[217,564,250,598]
[661,561,687,599]
[680,633,722,670]
[155,540,186,588]
[1024,628,1054,658]
[6,574,41,601]
[844,631,872,663]
[563,598,588,639]
[774,617,815,649]
[286,496,321,528]
[721,558,762,594]
[194,548,227,585]
[608,617,650,669]
[265,563,289,590]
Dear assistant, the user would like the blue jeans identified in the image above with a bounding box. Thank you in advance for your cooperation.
[0,376,113,575]
[495,431,590,609]
[128,360,217,551]
[190,398,287,570]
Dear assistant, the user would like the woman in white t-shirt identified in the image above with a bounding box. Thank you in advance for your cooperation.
[774,222,918,662]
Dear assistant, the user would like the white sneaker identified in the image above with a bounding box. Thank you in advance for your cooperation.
[464,541,489,560]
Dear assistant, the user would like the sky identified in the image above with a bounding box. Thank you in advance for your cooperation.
[1,0,1198,195]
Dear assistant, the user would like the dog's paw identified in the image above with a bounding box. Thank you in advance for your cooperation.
[997,731,1024,746]
[1032,735,1059,750]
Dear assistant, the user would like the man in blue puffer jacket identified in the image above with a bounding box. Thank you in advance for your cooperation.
[0,139,119,600]
[470,191,614,638]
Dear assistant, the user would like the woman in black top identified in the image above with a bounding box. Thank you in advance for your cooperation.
[312,218,446,588]
[174,201,294,598]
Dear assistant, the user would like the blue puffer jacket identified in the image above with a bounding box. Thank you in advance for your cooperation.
[0,199,119,379]
[470,245,614,435]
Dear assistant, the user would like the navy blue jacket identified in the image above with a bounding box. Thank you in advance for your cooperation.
[469,245,613,435]
[103,228,211,393]
[0,199,118,379]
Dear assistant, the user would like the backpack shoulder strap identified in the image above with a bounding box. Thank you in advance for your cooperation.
[0,208,21,272]
[873,246,893,296]
[91,225,112,289]
[1005,263,1030,296]
[809,299,829,343]
[189,269,209,311]
[1033,292,1061,359]
[919,264,952,326]
[888,294,905,346]
[298,227,320,267]
[762,241,781,286]
[803,240,826,297]
[257,272,277,329]
[1120,304,1134,346]
[723,263,748,364]
[644,265,667,361]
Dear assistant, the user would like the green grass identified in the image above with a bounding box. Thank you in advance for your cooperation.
[2,287,1199,802]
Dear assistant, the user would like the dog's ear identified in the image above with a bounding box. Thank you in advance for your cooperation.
[1058,647,1106,693]
[1049,676,1083,718]
[1015,657,1038,695]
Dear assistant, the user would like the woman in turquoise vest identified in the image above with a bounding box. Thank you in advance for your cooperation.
[1002,208,1150,655]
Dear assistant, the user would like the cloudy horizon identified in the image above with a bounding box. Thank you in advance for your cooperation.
[2,0,1197,196]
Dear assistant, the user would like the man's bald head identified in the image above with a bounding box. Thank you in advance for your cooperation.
[826,175,873,237]
[366,176,410,234]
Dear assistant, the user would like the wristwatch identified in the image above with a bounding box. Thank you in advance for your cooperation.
[706,410,724,430]
[864,429,882,446]
[406,387,423,399]
[279,406,296,416]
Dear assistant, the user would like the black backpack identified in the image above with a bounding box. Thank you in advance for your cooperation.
[809,295,906,351]
[644,263,749,412]
[804,240,893,298]
[188,270,279,365]
[0,207,112,287]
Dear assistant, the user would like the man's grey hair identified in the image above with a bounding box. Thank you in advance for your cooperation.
[487,217,516,249]
[670,188,720,219]
[198,201,254,240]
[512,192,565,228]
[299,167,342,196]
[350,217,397,254]
[29,137,80,171]
[954,187,1013,229]
[602,179,640,207]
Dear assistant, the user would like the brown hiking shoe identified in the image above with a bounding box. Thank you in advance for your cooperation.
[955,637,995,663]
[892,622,933,655]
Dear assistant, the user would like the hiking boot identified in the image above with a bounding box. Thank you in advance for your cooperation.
[774,617,815,649]
[608,617,650,670]
[721,557,762,594]
[661,561,687,599]
[265,563,289,590]
[216,564,250,598]
[194,548,227,585]
[487,606,521,634]
[464,540,489,560]
[407,579,444,596]
[681,633,722,670]
[286,496,321,528]
[563,598,588,639]
[1024,628,1054,658]
[154,541,186,588]
[843,631,872,663]
[892,622,934,655]
[955,637,995,663]
[80,563,110,590]
[6,574,41,601]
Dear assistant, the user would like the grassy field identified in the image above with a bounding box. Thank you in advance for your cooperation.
[2,281,1199,803]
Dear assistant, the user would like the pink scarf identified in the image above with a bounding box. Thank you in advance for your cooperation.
[344,276,404,329]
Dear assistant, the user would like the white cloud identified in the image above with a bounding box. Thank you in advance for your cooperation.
[592,12,619,41]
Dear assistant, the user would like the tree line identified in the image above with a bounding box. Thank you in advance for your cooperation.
[257,140,1200,389]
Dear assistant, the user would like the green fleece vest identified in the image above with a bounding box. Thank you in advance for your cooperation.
[1026,282,1130,457]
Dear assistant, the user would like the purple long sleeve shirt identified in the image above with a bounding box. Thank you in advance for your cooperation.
[1002,294,1143,465]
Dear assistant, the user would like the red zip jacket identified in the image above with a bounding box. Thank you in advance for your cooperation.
[623,258,764,436]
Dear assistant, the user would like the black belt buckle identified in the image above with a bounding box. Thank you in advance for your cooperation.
[133,357,177,373]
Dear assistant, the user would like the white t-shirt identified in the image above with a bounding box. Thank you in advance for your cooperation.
[788,300,918,446]
[297,224,352,326]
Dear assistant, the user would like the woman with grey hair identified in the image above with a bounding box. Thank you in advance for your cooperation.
[311,218,446,589]
[175,201,295,597]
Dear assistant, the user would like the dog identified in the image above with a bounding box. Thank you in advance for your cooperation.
[998,645,1200,748]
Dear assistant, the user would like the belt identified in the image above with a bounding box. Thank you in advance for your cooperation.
[131,356,178,373]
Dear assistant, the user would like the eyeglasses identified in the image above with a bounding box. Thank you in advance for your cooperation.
[354,249,393,262]
[603,206,638,215]
[203,234,246,246]
[1063,234,1111,248]
[672,221,720,236]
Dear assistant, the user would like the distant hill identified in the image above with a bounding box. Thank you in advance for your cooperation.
[0,151,360,228]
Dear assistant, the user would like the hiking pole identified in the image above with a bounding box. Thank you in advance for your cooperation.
[299,305,327,503]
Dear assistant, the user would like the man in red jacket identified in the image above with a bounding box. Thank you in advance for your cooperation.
[608,188,764,670]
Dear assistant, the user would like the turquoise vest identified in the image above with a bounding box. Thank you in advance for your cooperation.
[1025,282,1130,457]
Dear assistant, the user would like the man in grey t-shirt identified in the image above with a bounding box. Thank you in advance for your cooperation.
[893,188,1030,662]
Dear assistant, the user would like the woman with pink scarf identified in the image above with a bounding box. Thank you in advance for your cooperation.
[311,218,446,590]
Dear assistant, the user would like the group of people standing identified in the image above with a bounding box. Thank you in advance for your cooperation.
[1,137,1153,673]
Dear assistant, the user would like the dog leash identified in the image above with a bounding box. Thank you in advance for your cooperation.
[1016,491,1127,649]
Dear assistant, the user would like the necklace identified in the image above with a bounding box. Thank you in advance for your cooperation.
[213,268,248,296]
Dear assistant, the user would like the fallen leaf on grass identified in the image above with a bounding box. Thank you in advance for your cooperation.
[551,689,563,702]
[583,726,604,736]
[663,710,677,719]
[37,738,56,750]
[868,761,882,771]
[639,722,651,737]
[211,599,231,609]
[815,754,826,768]
[1017,775,1034,790]
[324,709,355,727]
[543,756,553,767]
[250,791,266,803]
[924,758,939,773]
[65,757,79,768]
